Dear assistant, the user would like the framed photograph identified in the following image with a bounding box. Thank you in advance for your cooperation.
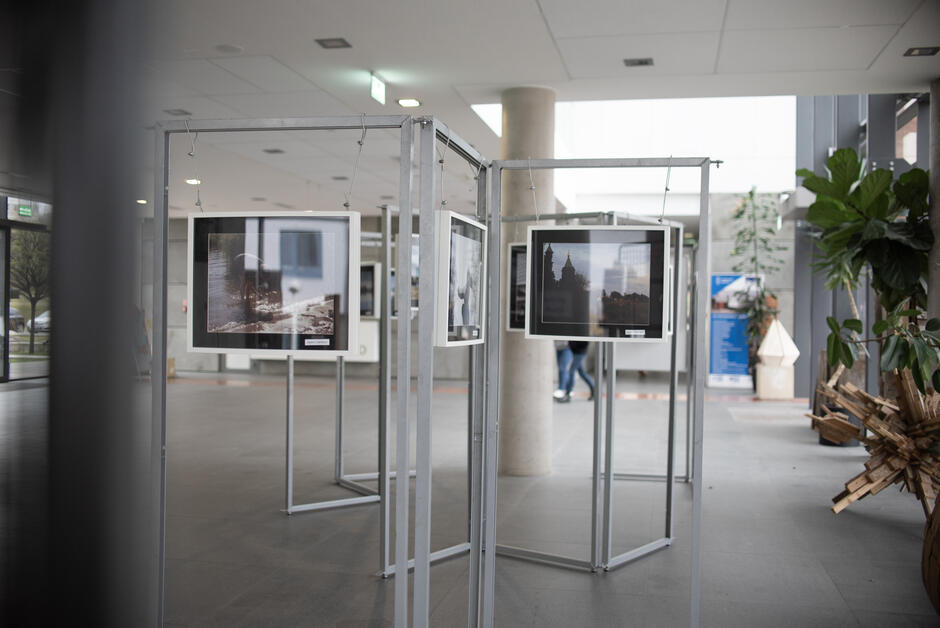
[525,225,669,342]
[360,262,382,319]
[506,242,527,331]
[435,211,487,346]
[188,211,360,356]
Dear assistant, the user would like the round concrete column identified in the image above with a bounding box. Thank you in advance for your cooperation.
[929,78,940,320]
[498,86,555,476]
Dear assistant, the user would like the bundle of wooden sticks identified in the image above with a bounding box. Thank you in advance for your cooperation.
[808,370,940,517]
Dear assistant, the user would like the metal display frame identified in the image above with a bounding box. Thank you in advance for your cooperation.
[481,158,713,628]
[400,118,489,628]
[151,115,415,627]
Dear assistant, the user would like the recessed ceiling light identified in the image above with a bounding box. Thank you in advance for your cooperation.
[136,199,147,205]
[214,44,244,55]
[262,148,285,154]
[185,178,201,185]
[163,108,192,117]
[332,175,349,181]
[380,194,395,200]
[904,46,940,57]
[397,98,421,108]
[623,57,654,67]
[251,196,267,202]
[316,37,351,49]
[274,202,294,209]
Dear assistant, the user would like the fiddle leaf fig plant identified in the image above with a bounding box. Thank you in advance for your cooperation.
[799,148,937,394]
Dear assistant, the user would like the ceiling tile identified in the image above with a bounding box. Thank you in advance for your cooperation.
[539,0,727,37]
[159,59,261,96]
[557,32,720,78]
[724,0,920,30]
[212,139,330,164]
[215,90,352,118]
[718,25,898,73]
[210,55,317,92]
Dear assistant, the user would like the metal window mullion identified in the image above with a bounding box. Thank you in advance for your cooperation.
[393,121,415,628]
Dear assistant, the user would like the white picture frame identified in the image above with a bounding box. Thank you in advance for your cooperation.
[435,211,487,347]
[524,224,670,343]
[187,211,360,357]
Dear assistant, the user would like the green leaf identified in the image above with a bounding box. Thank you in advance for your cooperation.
[827,333,842,368]
[872,319,890,335]
[859,219,887,243]
[842,318,863,334]
[840,339,857,368]
[894,168,930,219]
[933,369,940,393]
[851,169,893,215]
[884,222,933,251]
[826,316,841,336]
[927,319,940,332]
[881,335,903,371]
[912,337,939,372]
[826,148,863,200]
[806,197,854,229]
[912,366,927,395]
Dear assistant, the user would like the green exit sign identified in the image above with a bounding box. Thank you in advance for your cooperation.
[17,205,31,217]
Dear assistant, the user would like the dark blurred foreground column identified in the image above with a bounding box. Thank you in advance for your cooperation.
[1,1,153,626]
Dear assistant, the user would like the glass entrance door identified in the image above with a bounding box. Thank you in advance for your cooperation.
[8,226,51,380]
[1,226,8,382]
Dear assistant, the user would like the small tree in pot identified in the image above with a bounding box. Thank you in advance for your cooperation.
[728,187,786,387]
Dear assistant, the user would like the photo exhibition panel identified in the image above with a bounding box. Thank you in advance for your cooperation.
[188,211,360,355]
[526,225,669,342]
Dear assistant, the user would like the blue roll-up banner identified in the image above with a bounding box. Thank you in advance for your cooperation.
[708,273,760,389]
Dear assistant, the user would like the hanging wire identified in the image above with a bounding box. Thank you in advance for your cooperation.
[659,155,672,224]
[438,132,452,208]
[184,119,204,213]
[343,114,368,209]
[527,156,539,221]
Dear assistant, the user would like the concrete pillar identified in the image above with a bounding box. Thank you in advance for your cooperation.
[929,78,940,321]
[498,86,555,476]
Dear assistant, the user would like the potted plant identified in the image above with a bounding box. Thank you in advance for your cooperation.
[728,187,786,388]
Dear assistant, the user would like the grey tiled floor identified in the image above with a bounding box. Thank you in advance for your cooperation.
[27,369,911,626]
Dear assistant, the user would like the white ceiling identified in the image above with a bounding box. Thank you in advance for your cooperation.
[146,0,940,217]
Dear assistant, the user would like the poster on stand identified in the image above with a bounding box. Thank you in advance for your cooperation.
[435,211,487,346]
[525,225,669,342]
[188,211,360,356]
[360,262,381,319]
[507,243,527,331]
[707,273,761,388]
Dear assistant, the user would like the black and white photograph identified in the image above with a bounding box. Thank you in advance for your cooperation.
[189,212,359,354]
[507,243,527,330]
[436,212,487,346]
[527,226,668,341]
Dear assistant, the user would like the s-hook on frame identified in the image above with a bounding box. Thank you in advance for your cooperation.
[481,157,714,628]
